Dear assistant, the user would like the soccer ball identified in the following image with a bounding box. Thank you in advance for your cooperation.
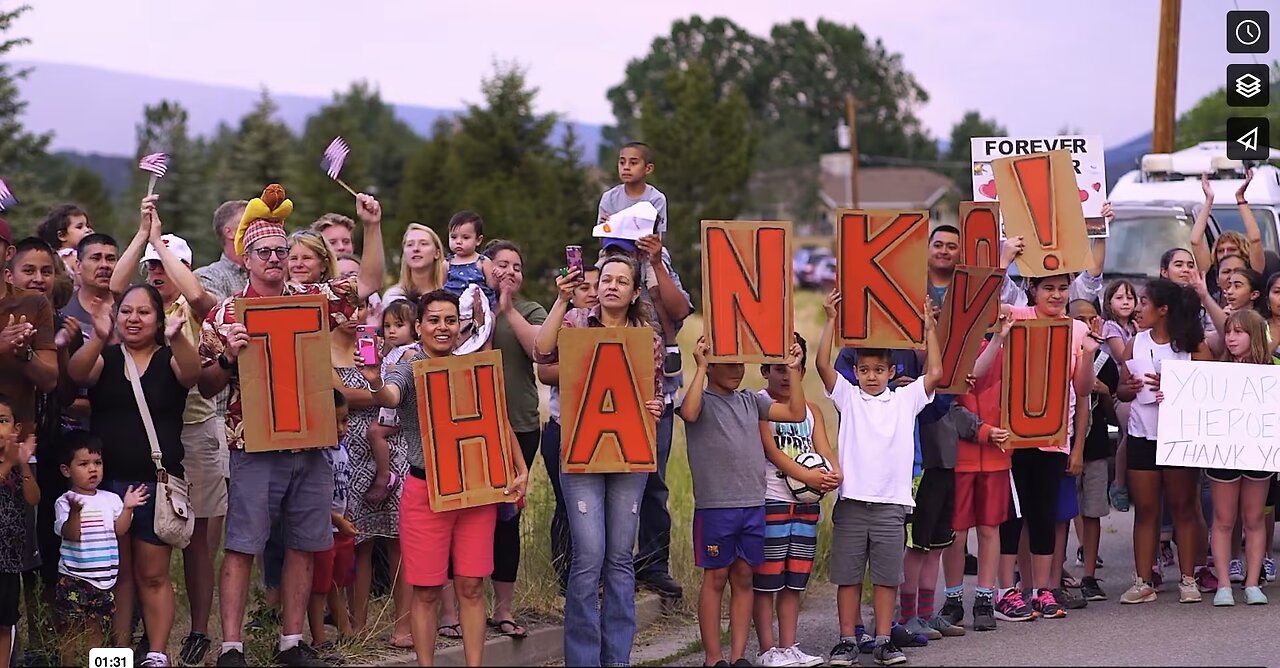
[786,452,832,503]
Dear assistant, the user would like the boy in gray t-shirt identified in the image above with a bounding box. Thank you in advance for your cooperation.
[679,336,807,667]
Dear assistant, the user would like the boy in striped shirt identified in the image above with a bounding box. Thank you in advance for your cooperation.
[53,430,147,665]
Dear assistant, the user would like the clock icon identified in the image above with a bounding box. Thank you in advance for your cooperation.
[1228,10,1270,54]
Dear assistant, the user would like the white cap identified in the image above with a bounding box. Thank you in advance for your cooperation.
[141,234,193,265]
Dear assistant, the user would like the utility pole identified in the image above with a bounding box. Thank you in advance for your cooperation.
[845,94,860,208]
[1152,0,1181,153]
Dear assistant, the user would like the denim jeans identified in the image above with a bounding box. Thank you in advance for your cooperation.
[561,469,648,667]
[635,404,674,579]
[540,419,572,589]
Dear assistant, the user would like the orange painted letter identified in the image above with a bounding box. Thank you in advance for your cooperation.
[242,306,322,433]
[836,209,928,349]
[936,267,1004,394]
[565,342,655,469]
[424,363,510,497]
[701,221,793,363]
[1001,320,1072,448]
[991,150,1090,276]
[958,202,1000,268]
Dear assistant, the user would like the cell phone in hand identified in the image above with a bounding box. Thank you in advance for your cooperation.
[566,245,583,273]
[356,326,379,366]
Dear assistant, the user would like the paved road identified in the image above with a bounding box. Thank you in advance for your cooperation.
[664,509,1280,666]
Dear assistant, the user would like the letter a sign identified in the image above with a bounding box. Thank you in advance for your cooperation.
[701,220,793,363]
[559,328,657,474]
[836,209,928,349]
[415,350,519,511]
[236,295,337,452]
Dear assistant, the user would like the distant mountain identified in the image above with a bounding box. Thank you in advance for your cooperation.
[15,61,604,160]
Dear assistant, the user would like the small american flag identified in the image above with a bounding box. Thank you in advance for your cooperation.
[322,137,350,180]
[139,152,169,177]
[0,179,16,211]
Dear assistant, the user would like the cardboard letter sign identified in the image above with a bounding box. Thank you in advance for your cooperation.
[836,209,928,349]
[701,220,794,363]
[958,202,1000,268]
[559,328,657,474]
[414,350,517,512]
[1001,319,1072,449]
[236,295,336,452]
[991,150,1090,276]
[936,266,1005,394]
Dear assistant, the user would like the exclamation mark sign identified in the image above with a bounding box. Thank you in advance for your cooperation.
[991,149,1087,275]
[1010,154,1059,271]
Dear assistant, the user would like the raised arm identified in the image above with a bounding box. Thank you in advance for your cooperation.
[67,303,113,387]
[110,201,152,297]
[357,359,403,408]
[921,298,943,395]
[678,336,709,423]
[765,338,807,422]
[1189,174,1215,273]
[147,203,218,317]
[972,315,1012,379]
[1085,203,1111,278]
[1237,169,1267,273]
[496,279,544,358]
[1187,270,1226,356]
[535,271,580,359]
[355,194,387,302]
[816,290,840,393]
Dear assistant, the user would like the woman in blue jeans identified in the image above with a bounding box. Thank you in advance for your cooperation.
[535,255,665,666]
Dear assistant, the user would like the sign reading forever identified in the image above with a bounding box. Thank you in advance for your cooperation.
[1157,359,1280,472]
[414,350,518,512]
[1001,319,1072,448]
[559,327,658,474]
[235,295,337,452]
[701,220,794,363]
[836,209,928,349]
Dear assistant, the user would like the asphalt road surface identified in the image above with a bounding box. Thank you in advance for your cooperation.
[664,508,1278,667]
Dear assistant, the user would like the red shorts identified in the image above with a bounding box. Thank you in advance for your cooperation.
[399,474,497,587]
[953,470,1011,531]
[312,532,356,594]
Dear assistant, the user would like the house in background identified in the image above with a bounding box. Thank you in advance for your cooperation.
[819,153,961,231]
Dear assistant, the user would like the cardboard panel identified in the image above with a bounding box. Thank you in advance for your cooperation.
[991,150,1091,276]
[414,350,518,512]
[559,328,658,473]
[836,209,929,349]
[700,220,794,363]
[958,202,1001,268]
[936,266,1005,394]
[1001,319,1072,449]
[235,295,337,452]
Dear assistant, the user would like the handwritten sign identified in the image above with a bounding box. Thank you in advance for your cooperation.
[836,209,928,349]
[559,328,657,474]
[971,135,1108,236]
[1157,360,1280,472]
[937,266,1005,394]
[1001,319,1071,449]
[414,350,518,511]
[235,295,337,452]
[701,220,793,363]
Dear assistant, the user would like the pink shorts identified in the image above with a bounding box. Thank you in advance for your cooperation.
[399,474,497,587]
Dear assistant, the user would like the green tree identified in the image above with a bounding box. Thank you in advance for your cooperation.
[635,62,755,301]
[943,110,1007,191]
[0,5,54,226]
[397,117,457,249]
[1175,63,1279,150]
[61,165,118,238]
[133,100,218,257]
[217,90,297,202]
[291,81,423,238]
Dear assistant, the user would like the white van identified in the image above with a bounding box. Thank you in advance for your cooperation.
[1104,141,1280,281]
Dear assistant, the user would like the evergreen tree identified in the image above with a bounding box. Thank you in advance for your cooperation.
[223,90,297,202]
[0,5,53,229]
[133,100,218,259]
[944,111,1007,191]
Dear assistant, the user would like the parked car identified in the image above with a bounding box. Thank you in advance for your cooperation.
[794,247,833,288]
[812,256,838,291]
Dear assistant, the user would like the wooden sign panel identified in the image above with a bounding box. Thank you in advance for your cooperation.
[236,295,337,452]
[559,327,658,474]
[991,150,1090,277]
[414,350,518,512]
[958,202,1000,268]
[936,266,1005,394]
[836,209,928,349]
[701,220,794,363]
[1001,319,1072,449]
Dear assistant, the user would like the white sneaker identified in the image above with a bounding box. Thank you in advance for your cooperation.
[784,644,825,667]
[756,647,798,667]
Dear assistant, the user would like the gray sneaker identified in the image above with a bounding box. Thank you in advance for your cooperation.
[926,614,965,637]
[873,641,907,666]
[829,640,860,666]
[903,616,941,641]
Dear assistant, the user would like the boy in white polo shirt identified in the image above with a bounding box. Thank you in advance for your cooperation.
[816,290,941,667]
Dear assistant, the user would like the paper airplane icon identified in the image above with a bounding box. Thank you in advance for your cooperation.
[1238,126,1260,152]
[1235,73,1263,98]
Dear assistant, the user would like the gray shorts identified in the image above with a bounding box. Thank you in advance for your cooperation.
[182,418,229,519]
[1076,459,1110,519]
[829,499,908,587]
[226,449,334,554]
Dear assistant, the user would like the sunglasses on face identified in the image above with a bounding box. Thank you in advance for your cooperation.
[252,247,289,261]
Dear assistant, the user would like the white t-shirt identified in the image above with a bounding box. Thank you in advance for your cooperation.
[826,375,931,507]
[54,490,124,590]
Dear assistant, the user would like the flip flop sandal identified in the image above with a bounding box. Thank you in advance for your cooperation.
[437,623,462,639]
[490,619,527,639]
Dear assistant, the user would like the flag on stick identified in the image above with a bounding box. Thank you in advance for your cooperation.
[139,152,169,196]
[321,137,357,197]
[0,179,16,211]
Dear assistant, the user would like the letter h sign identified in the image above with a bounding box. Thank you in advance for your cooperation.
[414,350,518,511]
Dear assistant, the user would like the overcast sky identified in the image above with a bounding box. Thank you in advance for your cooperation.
[14,0,1258,147]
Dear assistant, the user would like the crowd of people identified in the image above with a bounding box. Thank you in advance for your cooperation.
[0,141,1274,668]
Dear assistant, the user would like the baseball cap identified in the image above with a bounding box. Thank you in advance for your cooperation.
[141,234,193,265]
[602,237,637,253]
[0,218,11,245]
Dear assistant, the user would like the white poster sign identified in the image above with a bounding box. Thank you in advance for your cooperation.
[971,135,1108,237]
[1157,360,1280,472]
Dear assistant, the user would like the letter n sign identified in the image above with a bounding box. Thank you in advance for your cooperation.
[236,295,337,452]
[836,209,928,349]
[701,220,793,363]
[559,327,657,474]
[414,350,518,512]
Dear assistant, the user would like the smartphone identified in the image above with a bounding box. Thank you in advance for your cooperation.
[356,326,379,366]
[566,245,583,274]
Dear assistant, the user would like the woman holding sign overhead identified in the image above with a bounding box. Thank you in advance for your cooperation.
[360,289,529,668]
[1116,278,1212,606]
[534,255,665,668]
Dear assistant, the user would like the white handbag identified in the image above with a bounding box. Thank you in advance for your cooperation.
[123,350,194,549]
